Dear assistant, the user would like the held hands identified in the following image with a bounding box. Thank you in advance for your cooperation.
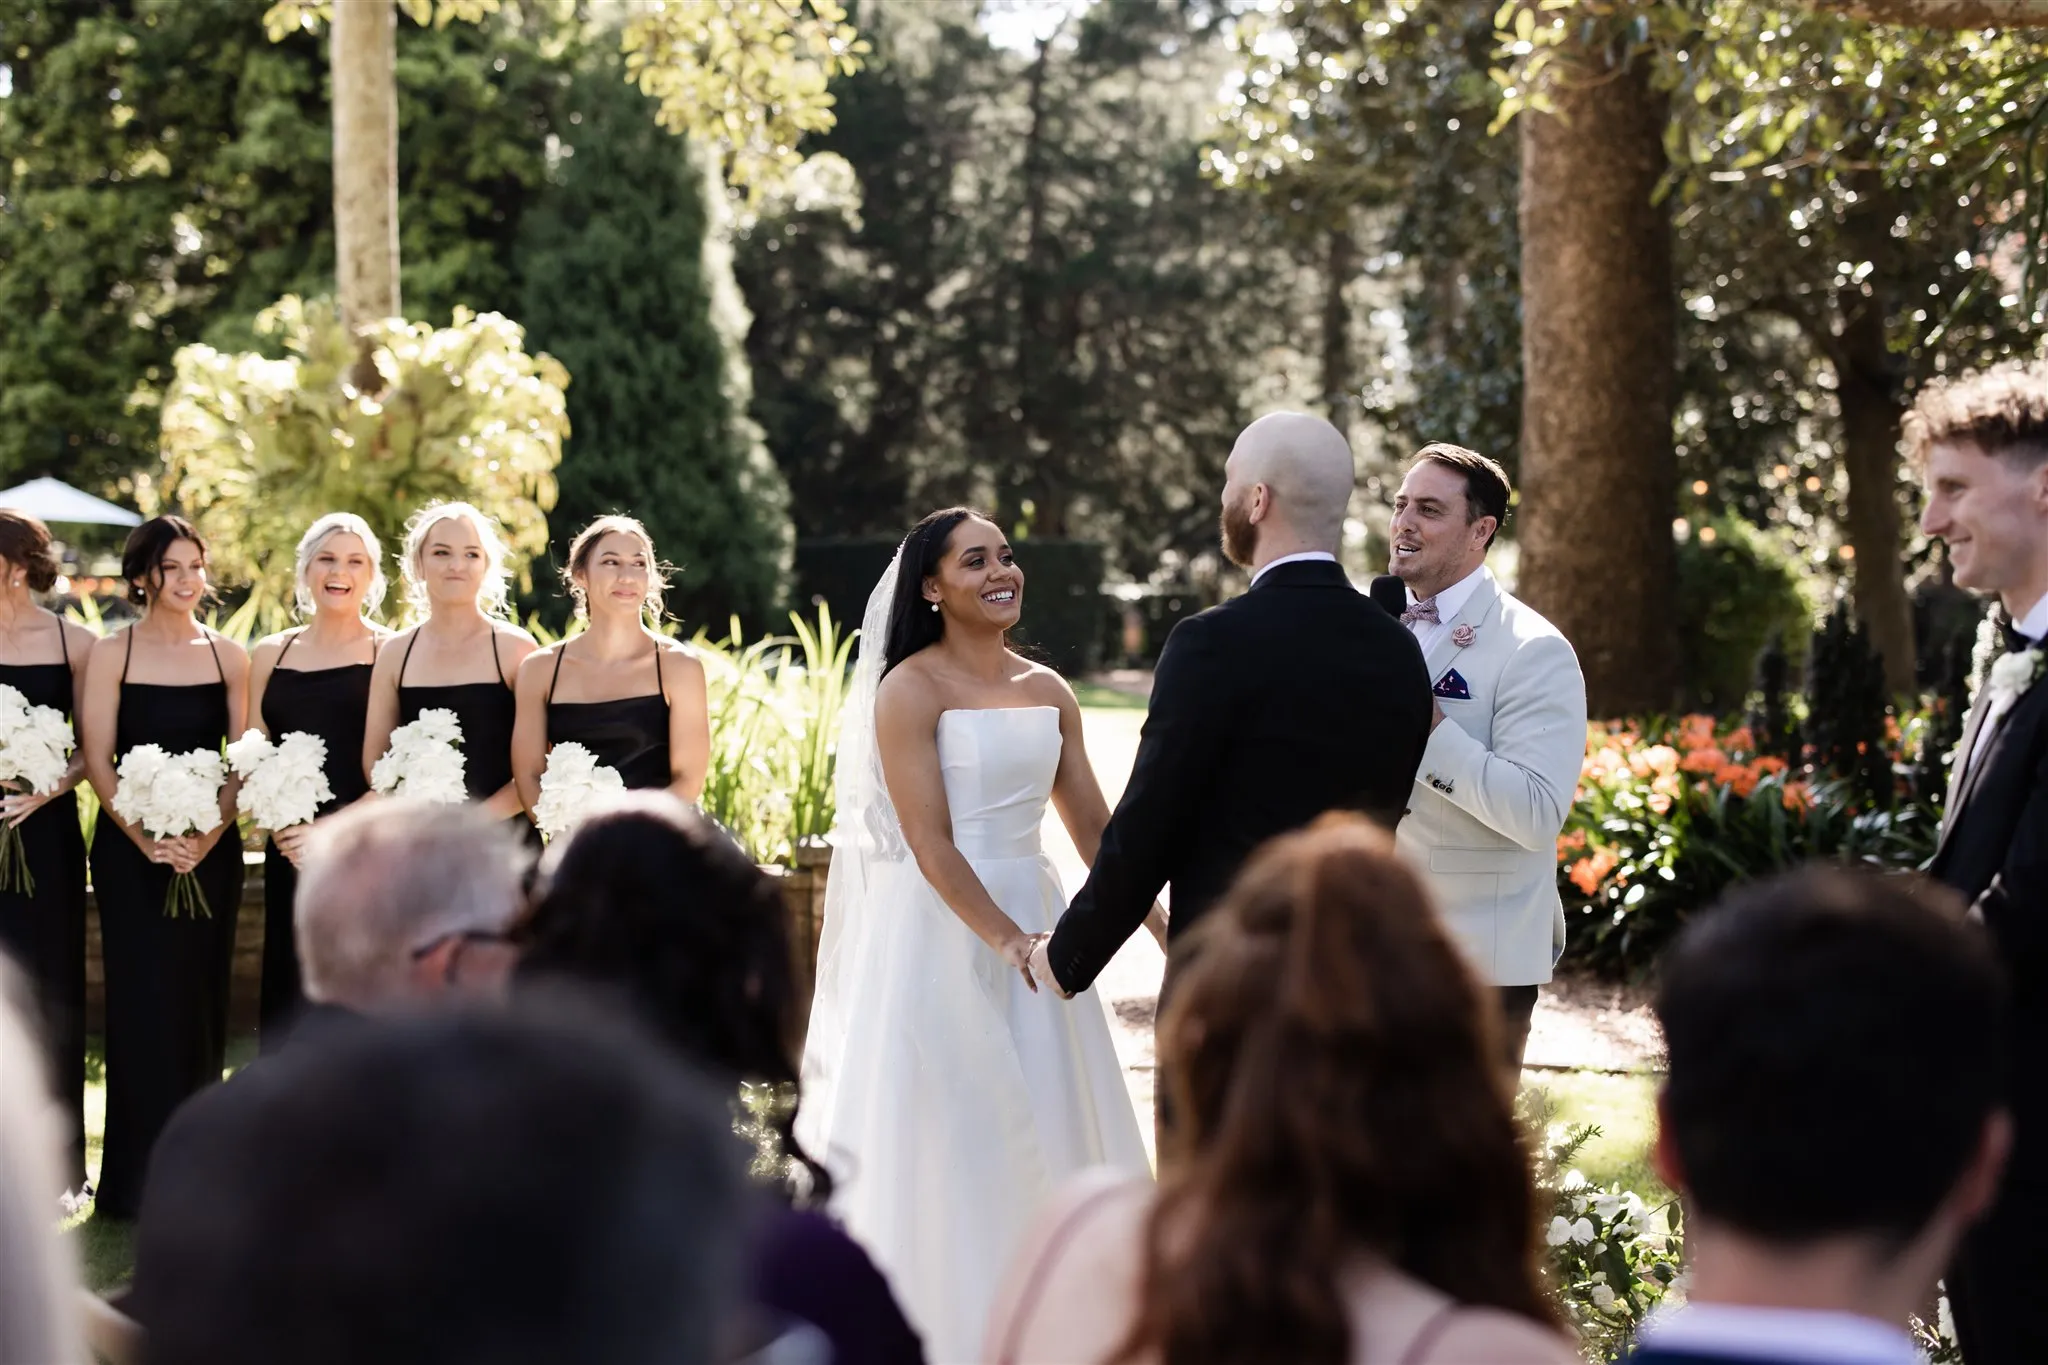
[1026,934,1073,1000]
[1000,933,1040,994]
[148,826,222,876]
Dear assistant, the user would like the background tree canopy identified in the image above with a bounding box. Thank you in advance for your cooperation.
[4,0,2046,698]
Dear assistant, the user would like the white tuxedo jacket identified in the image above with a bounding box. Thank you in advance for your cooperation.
[1393,568,1587,987]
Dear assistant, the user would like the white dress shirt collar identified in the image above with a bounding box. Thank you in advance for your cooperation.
[2012,591,2048,644]
[1250,550,1337,587]
[1636,1303,1921,1365]
[1405,563,1488,621]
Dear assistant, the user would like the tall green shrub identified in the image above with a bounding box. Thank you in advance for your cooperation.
[513,56,791,631]
[1805,602,1893,805]
[1674,519,1811,713]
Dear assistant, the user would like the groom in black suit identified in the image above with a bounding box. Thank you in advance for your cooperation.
[1914,359,2048,1365]
[1030,412,1433,1033]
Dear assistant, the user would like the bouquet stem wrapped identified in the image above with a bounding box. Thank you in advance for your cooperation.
[113,744,230,918]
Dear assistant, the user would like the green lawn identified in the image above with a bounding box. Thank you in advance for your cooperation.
[1072,680,1150,711]
[1525,1068,1671,1207]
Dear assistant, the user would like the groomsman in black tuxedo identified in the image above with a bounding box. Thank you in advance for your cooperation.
[1028,412,1433,1036]
[1914,359,2048,1365]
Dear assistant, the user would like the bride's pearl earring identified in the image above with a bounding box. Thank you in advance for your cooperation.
[929,601,939,613]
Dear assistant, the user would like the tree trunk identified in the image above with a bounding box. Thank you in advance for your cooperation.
[1322,220,1359,433]
[332,0,400,354]
[1517,50,1678,716]
[1836,353,1915,696]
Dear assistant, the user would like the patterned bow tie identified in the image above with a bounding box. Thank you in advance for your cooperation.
[1401,597,1440,627]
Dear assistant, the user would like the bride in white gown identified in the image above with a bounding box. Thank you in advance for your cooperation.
[797,508,1153,1361]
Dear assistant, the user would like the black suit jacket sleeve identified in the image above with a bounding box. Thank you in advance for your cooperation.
[1974,743,2048,981]
[1046,614,1224,994]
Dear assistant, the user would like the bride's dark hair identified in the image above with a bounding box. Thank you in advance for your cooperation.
[1118,815,1557,1365]
[882,506,990,677]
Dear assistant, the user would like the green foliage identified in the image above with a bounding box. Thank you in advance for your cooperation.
[262,0,869,198]
[791,538,901,644]
[1674,519,1812,713]
[1008,539,1108,678]
[513,56,792,630]
[1562,713,1939,977]
[1526,1093,1682,1362]
[694,605,851,865]
[0,0,567,487]
[151,295,567,628]
[1804,602,1893,803]
[738,1,1303,579]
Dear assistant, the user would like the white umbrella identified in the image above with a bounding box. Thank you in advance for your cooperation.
[0,477,143,527]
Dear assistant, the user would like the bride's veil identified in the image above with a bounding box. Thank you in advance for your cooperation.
[798,539,910,1115]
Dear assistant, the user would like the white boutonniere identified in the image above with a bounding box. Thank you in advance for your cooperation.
[1987,648,2047,706]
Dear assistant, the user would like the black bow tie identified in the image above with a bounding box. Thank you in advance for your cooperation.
[2004,616,2036,654]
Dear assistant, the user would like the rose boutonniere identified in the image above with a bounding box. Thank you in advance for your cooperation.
[1451,624,1476,648]
[1987,648,2047,706]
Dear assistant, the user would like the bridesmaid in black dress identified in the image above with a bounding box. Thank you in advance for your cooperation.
[81,516,249,1219]
[363,502,537,840]
[0,511,98,1192]
[514,516,710,813]
[245,513,389,1049]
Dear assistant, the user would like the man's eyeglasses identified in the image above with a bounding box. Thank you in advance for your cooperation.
[409,930,511,985]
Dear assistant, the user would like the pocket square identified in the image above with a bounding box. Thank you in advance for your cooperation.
[1433,669,1471,700]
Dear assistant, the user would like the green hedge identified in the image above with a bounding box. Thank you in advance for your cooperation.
[792,535,1108,676]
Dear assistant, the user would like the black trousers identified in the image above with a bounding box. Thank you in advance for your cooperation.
[1499,984,1539,1073]
[1949,1167,2048,1364]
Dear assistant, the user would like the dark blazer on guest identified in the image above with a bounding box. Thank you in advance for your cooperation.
[1044,558,1433,994]
[1928,634,2048,1365]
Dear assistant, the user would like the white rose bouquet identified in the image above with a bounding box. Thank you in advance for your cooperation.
[0,683,77,894]
[532,741,625,840]
[226,729,333,833]
[370,708,468,805]
[113,744,230,918]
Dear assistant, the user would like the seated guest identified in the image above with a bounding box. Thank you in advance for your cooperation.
[1630,869,2010,1365]
[0,966,85,1365]
[985,815,1577,1364]
[289,797,527,1027]
[517,792,925,1365]
[128,1001,747,1365]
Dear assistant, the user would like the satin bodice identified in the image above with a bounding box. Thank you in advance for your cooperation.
[936,707,1060,861]
[263,657,374,813]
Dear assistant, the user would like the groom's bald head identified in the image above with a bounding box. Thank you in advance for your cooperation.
[1221,412,1355,566]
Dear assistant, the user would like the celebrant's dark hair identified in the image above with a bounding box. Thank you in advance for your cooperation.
[121,515,209,608]
[514,793,832,1205]
[882,506,997,677]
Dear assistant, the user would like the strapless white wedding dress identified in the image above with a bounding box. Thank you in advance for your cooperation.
[797,706,1148,1362]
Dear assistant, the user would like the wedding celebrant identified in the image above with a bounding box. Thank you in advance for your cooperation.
[1376,444,1587,1073]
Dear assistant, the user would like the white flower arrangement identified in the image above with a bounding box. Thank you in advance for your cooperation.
[226,729,333,832]
[369,708,467,805]
[532,741,625,840]
[0,683,77,894]
[1986,647,2047,707]
[113,744,230,918]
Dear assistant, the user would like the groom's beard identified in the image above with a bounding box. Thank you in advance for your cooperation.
[1221,496,1258,568]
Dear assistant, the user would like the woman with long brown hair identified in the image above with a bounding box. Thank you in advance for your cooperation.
[985,815,1577,1365]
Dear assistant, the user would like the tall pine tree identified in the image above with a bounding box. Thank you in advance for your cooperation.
[514,57,791,630]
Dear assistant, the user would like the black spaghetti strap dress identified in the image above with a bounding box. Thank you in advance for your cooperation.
[0,625,87,1189]
[91,629,243,1219]
[397,630,536,845]
[543,644,673,791]
[256,629,374,1050]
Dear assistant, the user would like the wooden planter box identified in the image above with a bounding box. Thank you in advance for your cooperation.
[84,846,835,1042]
